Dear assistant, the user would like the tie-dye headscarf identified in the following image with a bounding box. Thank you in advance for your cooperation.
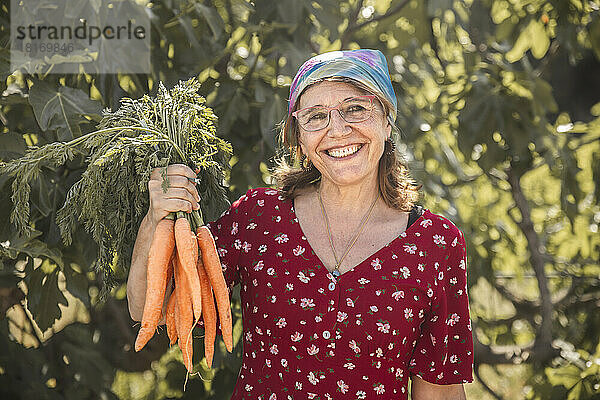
[288,49,397,122]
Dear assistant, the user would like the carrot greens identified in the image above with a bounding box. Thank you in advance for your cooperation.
[0,78,232,297]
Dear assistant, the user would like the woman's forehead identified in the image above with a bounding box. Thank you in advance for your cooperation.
[298,81,366,108]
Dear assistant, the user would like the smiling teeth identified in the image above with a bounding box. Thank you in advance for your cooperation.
[327,144,362,158]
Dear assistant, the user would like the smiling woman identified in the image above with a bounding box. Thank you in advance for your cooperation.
[128,48,474,400]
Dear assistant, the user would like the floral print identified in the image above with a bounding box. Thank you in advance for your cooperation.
[206,188,473,399]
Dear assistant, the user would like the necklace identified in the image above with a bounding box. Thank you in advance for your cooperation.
[317,187,379,279]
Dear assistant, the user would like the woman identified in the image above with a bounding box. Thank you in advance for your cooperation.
[127,49,473,399]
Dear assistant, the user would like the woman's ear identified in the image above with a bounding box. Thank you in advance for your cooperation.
[385,120,392,140]
[298,140,307,157]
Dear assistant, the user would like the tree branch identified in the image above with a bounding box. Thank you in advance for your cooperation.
[340,0,365,49]
[573,135,600,150]
[506,165,554,364]
[476,314,524,329]
[474,335,528,365]
[489,278,538,315]
[353,0,411,31]
[341,0,411,47]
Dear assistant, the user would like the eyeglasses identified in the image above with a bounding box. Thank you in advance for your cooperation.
[292,95,378,132]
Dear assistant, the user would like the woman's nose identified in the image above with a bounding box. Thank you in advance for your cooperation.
[326,109,351,136]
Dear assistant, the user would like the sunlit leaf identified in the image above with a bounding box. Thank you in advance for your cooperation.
[28,80,102,141]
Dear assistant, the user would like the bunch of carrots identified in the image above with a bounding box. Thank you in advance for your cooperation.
[134,211,233,372]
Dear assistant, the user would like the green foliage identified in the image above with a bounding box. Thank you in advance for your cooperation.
[2,78,232,296]
[1,0,599,399]
[28,79,104,141]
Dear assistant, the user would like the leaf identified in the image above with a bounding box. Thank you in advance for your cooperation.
[177,15,202,51]
[0,132,27,160]
[545,364,582,389]
[64,266,90,308]
[506,19,533,63]
[588,15,600,60]
[427,0,453,17]
[532,77,558,113]
[277,0,304,25]
[260,94,283,150]
[491,0,511,24]
[2,234,64,268]
[221,90,249,134]
[195,3,226,40]
[24,267,68,332]
[0,48,12,81]
[566,381,582,400]
[0,268,20,288]
[529,20,550,59]
[28,80,102,141]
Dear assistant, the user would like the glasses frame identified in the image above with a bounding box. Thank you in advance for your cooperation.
[292,95,379,132]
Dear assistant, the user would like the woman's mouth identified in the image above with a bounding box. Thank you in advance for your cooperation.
[325,144,364,159]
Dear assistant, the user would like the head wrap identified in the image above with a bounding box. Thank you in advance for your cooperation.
[288,49,397,122]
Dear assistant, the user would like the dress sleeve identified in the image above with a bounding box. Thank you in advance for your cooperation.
[409,228,474,384]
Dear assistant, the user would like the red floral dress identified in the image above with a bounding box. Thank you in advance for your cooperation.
[206,187,473,399]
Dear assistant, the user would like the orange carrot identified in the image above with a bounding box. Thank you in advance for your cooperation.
[160,257,174,322]
[166,289,178,345]
[174,216,203,321]
[197,258,217,368]
[174,253,194,372]
[196,225,233,352]
[135,218,175,352]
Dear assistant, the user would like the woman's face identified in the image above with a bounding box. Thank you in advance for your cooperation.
[297,80,391,188]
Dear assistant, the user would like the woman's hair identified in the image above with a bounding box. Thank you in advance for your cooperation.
[270,77,420,212]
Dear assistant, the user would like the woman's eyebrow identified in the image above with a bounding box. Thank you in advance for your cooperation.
[302,96,359,108]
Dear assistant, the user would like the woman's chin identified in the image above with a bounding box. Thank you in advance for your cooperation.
[320,167,374,187]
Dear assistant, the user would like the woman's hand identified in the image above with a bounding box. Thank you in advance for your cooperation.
[128,164,199,321]
[147,164,200,226]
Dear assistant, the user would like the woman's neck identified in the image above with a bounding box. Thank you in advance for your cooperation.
[316,175,381,220]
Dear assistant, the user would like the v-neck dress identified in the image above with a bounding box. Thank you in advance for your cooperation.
[206,187,473,399]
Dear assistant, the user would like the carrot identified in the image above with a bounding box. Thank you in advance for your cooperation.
[174,252,194,372]
[174,215,203,322]
[197,258,217,368]
[196,225,233,352]
[135,218,175,352]
[160,257,175,322]
[165,289,178,345]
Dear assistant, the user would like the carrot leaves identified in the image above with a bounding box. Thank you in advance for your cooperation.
[1,78,232,296]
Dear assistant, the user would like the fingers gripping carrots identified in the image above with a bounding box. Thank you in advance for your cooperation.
[133,213,234,375]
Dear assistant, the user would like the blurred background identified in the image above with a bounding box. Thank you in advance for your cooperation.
[1,0,599,399]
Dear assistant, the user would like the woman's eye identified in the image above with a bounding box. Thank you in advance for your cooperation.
[308,112,328,121]
[345,105,367,113]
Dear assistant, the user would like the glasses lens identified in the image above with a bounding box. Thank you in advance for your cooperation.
[297,107,329,131]
[295,97,374,131]
[340,97,373,122]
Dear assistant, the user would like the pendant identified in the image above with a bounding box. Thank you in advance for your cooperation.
[332,269,341,279]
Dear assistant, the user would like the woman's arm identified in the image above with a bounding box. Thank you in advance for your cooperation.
[127,213,157,321]
[411,376,466,400]
[126,164,200,321]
